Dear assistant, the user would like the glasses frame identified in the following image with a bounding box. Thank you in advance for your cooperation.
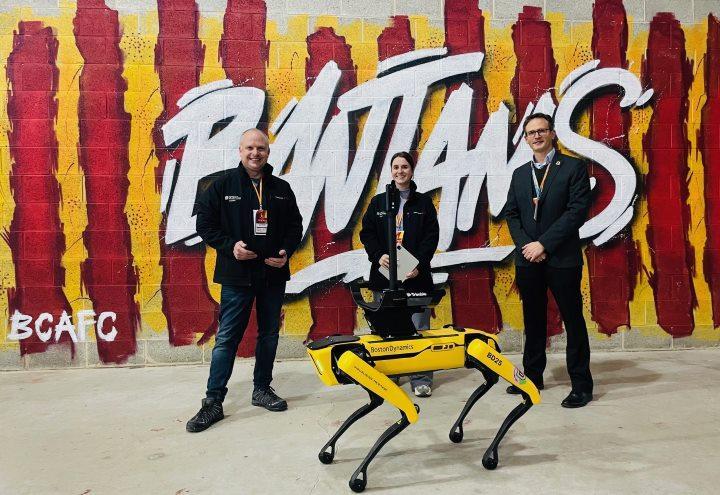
[524,128,551,138]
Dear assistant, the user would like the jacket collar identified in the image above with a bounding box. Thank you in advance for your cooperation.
[395,179,419,201]
[532,148,556,169]
[238,162,274,183]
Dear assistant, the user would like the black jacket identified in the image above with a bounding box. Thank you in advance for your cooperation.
[195,163,303,285]
[360,181,439,291]
[504,152,591,268]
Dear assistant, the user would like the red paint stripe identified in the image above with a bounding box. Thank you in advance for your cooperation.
[510,6,559,121]
[306,27,357,340]
[74,1,140,363]
[6,21,73,356]
[643,13,696,337]
[444,0,502,333]
[701,15,720,327]
[154,0,217,347]
[378,16,414,61]
[511,6,562,337]
[218,0,270,356]
[220,0,269,88]
[377,15,415,162]
[586,0,637,335]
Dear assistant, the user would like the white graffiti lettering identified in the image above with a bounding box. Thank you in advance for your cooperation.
[7,310,118,342]
[161,50,652,294]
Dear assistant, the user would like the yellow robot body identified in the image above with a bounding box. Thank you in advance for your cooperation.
[311,189,541,492]
[306,328,540,405]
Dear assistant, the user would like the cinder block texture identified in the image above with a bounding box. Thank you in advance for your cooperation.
[493,0,543,20]
[645,0,694,23]
[695,0,720,22]
[0,348,24,370]
[146,339,203,364]
[545,0,593,21]
[341,0,393,18]
[25,342,86,370]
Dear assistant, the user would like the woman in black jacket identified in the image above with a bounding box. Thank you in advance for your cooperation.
[359,151,439,396]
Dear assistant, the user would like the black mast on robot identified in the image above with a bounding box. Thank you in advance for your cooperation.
[385,180,399,289]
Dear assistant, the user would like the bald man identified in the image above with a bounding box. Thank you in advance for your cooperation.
[187,128,303,432]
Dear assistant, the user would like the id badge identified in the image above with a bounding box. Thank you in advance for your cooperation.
[395,230,404,246]
[254,209,268,236]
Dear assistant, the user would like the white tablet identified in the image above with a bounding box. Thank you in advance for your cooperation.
[378,245,419,282]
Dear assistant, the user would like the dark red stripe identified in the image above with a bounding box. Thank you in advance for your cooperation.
[444,0,502,333]
[586,0,637,335]
[74,0,139,363]
[378,16,414,61]
[701,15,720,327]
[643,13,696,336]
[510,6,559,120]
[218,0,270,356]
[154,0,217,347]
[306,27,357,340]
[220,0,269,88]
[6,21,73,356]
[377,15,415,162]
[511,6,562,337]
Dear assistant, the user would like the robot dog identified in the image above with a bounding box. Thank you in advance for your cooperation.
[305,183,541,492]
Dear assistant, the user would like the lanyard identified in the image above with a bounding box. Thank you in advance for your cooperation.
[251,178,263,210]
[531,163,551,199]
[395,212,404,245]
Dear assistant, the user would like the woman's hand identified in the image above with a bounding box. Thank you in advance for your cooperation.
[404,267,419,280]
[379,254,390,269]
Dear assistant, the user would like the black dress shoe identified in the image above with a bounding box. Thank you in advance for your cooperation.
[506,383,544,394]
[561,391,593,408]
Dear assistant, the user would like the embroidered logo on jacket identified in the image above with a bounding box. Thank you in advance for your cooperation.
[225,195,241,202]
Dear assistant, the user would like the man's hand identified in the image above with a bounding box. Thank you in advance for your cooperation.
[234,240,257,260]
[404,267,419,280]
[265,249,288,268]
[379,254,390,269]
[522,241,546,262]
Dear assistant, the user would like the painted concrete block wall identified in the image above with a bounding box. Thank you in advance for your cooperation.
[0,0,719,370]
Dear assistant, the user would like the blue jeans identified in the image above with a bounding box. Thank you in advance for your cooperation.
[206,282,285,402]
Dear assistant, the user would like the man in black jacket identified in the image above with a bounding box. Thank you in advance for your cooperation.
[504,113,594,408]
[186,128,303,432]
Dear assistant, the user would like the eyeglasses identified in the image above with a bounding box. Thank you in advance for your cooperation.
[525,128,551,138]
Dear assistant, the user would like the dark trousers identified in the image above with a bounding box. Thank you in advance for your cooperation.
[515,264,593,393]
[206,281,286,401]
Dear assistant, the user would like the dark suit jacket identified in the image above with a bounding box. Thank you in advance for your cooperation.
[504,152,591,268]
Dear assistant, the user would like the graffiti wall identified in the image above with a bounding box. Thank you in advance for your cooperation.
[1,0,719,369]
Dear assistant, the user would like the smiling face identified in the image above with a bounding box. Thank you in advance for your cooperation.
[239,129,269,178]
[524,117,556,158]
[391,156,414,189]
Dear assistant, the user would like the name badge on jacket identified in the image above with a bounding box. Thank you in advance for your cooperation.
[254,209,268,235]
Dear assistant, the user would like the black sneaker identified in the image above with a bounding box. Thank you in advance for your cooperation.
[252,387,288,412]
[186,398,224,432]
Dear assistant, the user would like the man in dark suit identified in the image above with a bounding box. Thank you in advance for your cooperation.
[504,113,593,408]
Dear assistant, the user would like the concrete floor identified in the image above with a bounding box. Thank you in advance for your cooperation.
[1,349,719,495]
